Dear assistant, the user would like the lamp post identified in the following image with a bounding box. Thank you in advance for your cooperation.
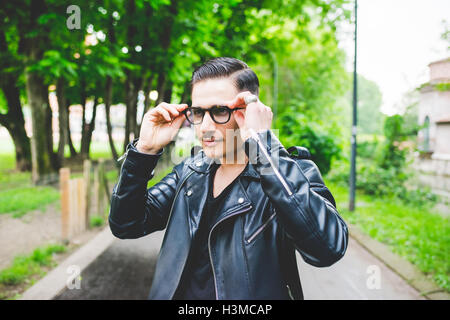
[349,0,358,211]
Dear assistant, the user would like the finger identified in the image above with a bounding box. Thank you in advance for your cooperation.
[171,113,186,128]
[175,104,188,112]
[163,104,180,118]
[227,91,253,109]
[156,106,172,122]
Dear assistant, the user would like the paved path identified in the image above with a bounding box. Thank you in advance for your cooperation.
[54,230,425,300]
[297,237,425,300]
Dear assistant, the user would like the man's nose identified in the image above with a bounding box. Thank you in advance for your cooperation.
[200,111,216,133]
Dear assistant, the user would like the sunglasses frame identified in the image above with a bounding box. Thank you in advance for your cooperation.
[182,105,245,125]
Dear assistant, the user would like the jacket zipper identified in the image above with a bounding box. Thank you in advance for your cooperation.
[165,170,195,230]
[245,212,277,244]
[114,150,129,193]
[208,204,253,300]
[250,131,293,196]
[117,150,128,162]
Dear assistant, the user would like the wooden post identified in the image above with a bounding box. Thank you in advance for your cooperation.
[98,158,105,219]
[69,179,77,238]
[60,168,70,241]
[76,178,86,234]
[83,159,91,229]
[93,163,99,218]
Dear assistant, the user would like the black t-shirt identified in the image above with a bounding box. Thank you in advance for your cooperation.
[173,163,244,300]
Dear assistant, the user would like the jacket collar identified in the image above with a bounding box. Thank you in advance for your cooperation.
[187,149,260,180]
[184,150,256,237]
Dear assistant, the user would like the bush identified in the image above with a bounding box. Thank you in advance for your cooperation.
[327,115,438,207]
[278,112,341,175]
[90,215,105,228]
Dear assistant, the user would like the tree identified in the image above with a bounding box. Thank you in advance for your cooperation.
[0,42,31,172]
[355,75,383,135]
[0,0,352,179]
[0,5,32,171]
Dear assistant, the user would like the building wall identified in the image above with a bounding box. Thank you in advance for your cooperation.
[417,89,450,152]
[415,58,450,211]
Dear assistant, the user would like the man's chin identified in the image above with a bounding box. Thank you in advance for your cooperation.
[202,146,222,161]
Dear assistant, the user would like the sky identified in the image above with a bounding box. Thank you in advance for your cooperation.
[337,0,450,115]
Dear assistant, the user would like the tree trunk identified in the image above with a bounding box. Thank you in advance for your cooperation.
[66,104,77,158]
[42,85,60,170]
[23,0,56,183]
[155,71,167,106]
[132,77,143,138]
[0,81,32,172]
[180,80,192,105]
[80,96,98,159]
[26,69,54,184]
[138,73,154,134]
[0,30,32,171]
[143,74,154,113]
[104,76,119,162]
[79,79,87,156]
[123,77,132,151]
[163,80,173,103]
[56,77,68,166]
[123,75,143,152]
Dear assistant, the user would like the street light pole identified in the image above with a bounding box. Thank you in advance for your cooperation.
[349,0,358,211]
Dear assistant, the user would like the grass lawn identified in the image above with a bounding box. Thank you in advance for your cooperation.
[0,138,122,217]
[0,243,67,299]
[326,179,450,293]
[0,152,60,217]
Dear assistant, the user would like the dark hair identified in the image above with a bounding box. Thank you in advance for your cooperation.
[191,57,259,96]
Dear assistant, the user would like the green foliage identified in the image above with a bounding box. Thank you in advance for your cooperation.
[328,114,438,207]
[278,111,341,175]
[1,0,352,174]
[435,82,450,92]
[0,244,66,286]
[90,215,105,228]
[377,115,407,171]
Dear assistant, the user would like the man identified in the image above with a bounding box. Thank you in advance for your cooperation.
[109,57,348,300]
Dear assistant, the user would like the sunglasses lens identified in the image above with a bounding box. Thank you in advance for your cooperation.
[211,107,230,123]
[185,106,232,124]
[185,108,203,124]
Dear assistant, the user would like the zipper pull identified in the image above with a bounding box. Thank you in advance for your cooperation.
[117,150,128,162]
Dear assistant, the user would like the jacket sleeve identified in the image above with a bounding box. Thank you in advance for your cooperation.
[108,143,182,239]
[244,130,348,267]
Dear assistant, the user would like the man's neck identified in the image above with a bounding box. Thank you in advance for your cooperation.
[217,149,248,174]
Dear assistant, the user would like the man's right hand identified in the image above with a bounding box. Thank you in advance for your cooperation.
[136,102,188,154]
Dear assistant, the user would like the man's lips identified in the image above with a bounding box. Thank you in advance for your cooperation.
[202,137,223,145]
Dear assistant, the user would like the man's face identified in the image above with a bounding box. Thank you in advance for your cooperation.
[191,77,242,162]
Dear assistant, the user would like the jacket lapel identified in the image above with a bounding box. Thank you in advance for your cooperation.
[185,153,256,233]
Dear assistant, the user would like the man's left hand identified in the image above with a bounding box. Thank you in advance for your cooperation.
[229,91,273,142]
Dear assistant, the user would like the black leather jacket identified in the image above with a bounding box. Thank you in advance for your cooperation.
[109,130,348,300]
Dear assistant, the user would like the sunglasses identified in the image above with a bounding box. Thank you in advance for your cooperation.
[182,106,245,125]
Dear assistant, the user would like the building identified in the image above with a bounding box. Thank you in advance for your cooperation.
[415,57,450,214]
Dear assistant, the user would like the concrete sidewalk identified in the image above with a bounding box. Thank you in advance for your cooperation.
[52,229,426,300]
[297,236,425,300]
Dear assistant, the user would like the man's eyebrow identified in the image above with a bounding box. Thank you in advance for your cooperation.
[191,105,228,109]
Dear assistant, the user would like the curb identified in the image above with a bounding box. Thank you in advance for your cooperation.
[19,226,116,300]
[348,223,449,300]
